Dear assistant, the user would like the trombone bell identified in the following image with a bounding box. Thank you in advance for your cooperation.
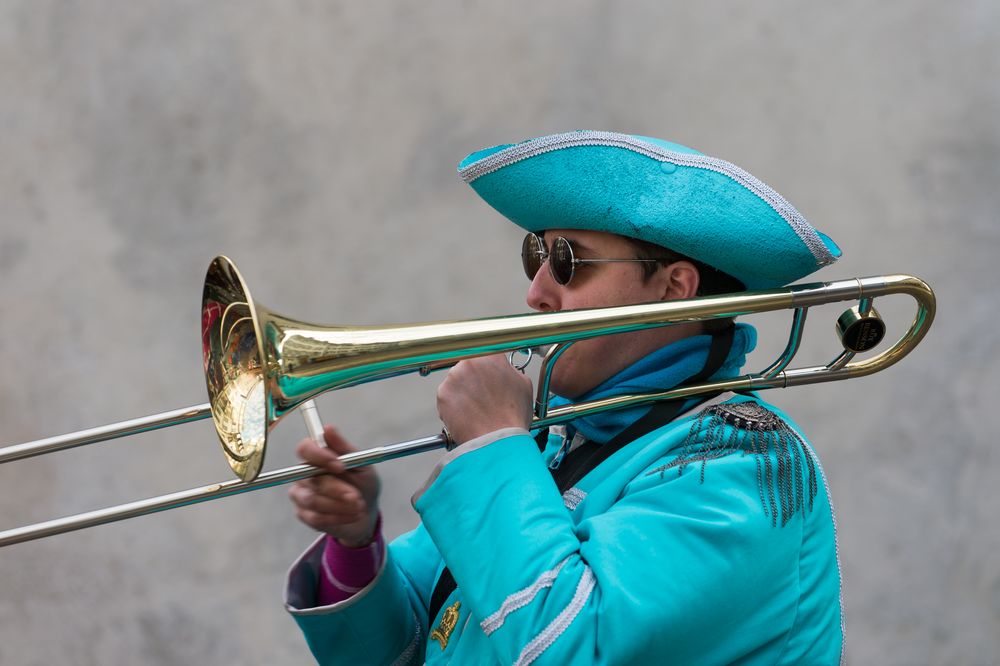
[202,257,269,482]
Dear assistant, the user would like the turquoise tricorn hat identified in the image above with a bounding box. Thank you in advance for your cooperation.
[458,130,840,291]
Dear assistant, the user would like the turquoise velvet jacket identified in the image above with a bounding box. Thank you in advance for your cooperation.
[285,394,844,665]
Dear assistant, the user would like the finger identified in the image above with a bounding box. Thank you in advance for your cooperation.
[295,437,346,473]
[289,482,366,512]
[322,425,360,457]
[518,367,534,390]
[295,507,368,533]
[299,475,365,504]
[307,475,381,515]
[491,352,515,368]
[318,473,373,505]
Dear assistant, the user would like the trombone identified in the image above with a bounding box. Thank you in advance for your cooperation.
[0,256,936,547]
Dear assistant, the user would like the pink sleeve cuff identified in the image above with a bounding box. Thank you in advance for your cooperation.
[317,515,385,606]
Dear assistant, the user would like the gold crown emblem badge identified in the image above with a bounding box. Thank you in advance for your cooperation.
[430,600,461,650]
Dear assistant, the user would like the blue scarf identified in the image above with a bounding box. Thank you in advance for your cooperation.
[548,324,757,444]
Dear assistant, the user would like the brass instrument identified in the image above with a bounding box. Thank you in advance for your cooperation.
[0,256,935,547]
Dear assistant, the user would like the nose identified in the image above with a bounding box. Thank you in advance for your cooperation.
[526,261,559,312]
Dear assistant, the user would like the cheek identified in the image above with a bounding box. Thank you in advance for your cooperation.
[563,270,660,310]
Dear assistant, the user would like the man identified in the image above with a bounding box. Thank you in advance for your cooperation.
[284,131,845,665]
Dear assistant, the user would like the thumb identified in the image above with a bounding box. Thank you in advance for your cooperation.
[322,425,359,456]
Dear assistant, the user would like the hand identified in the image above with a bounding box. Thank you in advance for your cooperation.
[436,354,535,445]
[288,426,381,547]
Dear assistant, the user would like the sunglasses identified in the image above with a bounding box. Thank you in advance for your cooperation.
[521,233,660,285]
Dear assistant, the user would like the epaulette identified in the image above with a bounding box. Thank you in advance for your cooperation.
[647,400,818,527]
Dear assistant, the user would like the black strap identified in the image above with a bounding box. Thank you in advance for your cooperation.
[428,568,458,630]
[427,326,735,623]
[550,324,734,493]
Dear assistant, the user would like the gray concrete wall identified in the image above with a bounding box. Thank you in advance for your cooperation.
[0,2,996,664]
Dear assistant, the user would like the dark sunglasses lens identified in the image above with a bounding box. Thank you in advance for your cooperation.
[550,237,575,285]
[521,234,544,280]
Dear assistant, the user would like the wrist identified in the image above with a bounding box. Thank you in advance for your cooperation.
[447,417,532,447]
[334,513,381,549]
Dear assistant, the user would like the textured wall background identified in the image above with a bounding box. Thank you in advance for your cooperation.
[0,2,997,664]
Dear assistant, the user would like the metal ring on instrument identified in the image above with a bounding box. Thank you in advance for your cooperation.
[507,347,533,373]
[441,425,456,450]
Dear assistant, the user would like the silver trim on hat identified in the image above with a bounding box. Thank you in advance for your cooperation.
[459,130,836,267]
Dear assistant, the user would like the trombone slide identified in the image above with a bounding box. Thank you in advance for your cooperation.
[0,271,935,547]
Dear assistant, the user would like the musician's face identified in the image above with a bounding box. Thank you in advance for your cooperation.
[525,229,693,398]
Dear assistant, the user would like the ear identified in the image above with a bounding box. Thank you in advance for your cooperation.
[657,261,701,301]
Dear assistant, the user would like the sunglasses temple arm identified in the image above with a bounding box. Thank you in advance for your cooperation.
[574,259,661,264]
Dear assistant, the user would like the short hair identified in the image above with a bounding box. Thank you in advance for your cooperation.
[625,236,745,333]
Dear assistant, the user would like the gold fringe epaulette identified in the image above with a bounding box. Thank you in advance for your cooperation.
[648,401,818,527]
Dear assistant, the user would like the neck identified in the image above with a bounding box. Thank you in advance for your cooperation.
[550,323,756,444]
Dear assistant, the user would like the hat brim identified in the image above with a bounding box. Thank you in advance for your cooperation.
[460,131,840,291]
